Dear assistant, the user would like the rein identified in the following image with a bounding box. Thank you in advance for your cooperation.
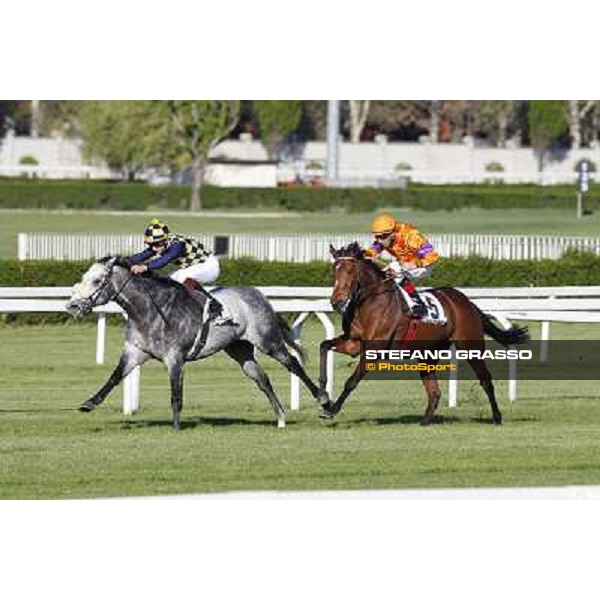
[85,265,170,327]
[137,276,171,327]
[334,256,398,310]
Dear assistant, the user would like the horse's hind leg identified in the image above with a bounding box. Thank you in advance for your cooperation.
[225,341,286,426]
[79,343,149,412]
[267,343,330,409]
[166,355,184,432]
[419,369,442,426]
[467,358,502,425]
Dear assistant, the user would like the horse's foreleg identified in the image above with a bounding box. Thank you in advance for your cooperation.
[318,338,336,393]
[321,339,362,419]
[167,356,184,432]
[79,343,148,412]
[269,344,330,410]
[419,369,442,425]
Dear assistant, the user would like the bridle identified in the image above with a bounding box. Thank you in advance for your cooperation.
[332,256,397,314]
[77,263,134,315]
[81,263,171,326]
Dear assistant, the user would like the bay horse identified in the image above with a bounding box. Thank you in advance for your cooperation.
[318,243,529,425]
[66,256,330,430]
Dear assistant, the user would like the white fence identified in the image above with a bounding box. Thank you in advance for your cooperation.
[17,232,600,262]
[2,285,600,419]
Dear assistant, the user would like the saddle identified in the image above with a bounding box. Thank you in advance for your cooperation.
[397,287,447,325]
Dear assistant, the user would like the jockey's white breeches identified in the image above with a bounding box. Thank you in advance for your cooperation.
[169,255,220,284]
[387,260,433,281]
[403,265,433,280]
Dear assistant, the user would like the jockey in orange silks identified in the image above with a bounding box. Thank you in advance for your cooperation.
[365,213,439,318]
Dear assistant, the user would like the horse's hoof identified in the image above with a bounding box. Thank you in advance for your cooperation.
[493,415,503,426]
[317,390,331,406]
[79,401,95,413]
[319,403,337,420]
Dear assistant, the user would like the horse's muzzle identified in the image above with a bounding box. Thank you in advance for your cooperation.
[65,299,92,318]
[331,297,351,315]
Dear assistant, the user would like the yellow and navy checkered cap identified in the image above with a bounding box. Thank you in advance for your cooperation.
[144,219,169,245]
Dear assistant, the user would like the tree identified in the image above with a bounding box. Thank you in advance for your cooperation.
[528,100,568,170]
[348,100,370,142]
[167,101,240,211]
[37,101,82,137]
[79,101,169,180]
[475,101,519,147]
[567,100,597,149]
[253,101,302,159]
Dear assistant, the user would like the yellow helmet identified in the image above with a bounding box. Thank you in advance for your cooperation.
[144,218,169,245]
[371,213,397,236]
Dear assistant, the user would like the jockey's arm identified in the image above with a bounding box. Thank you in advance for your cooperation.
[365,243,404,278]
[128,248,154,265]
[146,242,186,270]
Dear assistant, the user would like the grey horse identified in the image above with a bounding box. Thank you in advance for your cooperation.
[66,256,331,430]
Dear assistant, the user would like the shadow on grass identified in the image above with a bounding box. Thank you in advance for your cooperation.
[0,407,79,414]
[120,415,280,430]
[341,414,462,426]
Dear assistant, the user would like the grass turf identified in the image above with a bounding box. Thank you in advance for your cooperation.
[0,318,599,499]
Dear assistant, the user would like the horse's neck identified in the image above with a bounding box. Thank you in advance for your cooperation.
[112,271,161,323]
[356,263,406,315]
[357,263,388,298]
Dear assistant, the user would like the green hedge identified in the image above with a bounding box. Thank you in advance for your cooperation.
[2,252,600,288]
[0,179,597,212]
[2,253,599,324]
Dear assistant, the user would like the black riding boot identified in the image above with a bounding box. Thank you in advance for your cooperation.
[184,278,236,326]
[400,282,427,318]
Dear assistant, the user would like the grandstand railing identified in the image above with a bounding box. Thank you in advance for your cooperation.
[17,232,600,262]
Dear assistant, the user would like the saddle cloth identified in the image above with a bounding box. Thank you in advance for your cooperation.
[399,288,447,325]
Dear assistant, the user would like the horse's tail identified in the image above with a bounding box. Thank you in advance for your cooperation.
[479,309,530,346]
[277,315,307,362]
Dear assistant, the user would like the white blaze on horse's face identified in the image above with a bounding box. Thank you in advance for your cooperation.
[71,263,107,301]
[330,257,356,313]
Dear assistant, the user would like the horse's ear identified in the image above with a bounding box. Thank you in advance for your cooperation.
[105,256,118,270]
[329,244,338,258]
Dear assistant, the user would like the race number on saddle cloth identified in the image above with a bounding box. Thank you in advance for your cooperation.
[365,213,441,320]
[127,219,234,326]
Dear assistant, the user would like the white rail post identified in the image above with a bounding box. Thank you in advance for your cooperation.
[290,313,309,411]
[496,315,517,402]
[315,312,336,399]
[540,321,550,363]
[123,367,140,415]
[120,313,141,415]
[448,345,458,407]
[17,233,28,260]
[540,295,553,363]
[96,312,106,365]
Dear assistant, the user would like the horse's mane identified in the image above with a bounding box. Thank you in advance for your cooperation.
[336,242,385,279]
[98,255,187,291]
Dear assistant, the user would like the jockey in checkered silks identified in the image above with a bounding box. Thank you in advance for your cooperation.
[364,213,439,318]
[127,219,234,325]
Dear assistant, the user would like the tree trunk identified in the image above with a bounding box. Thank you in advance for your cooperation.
[349,100,370,143]
[569,100,581,149]
[497,114,508,148]
[190,155,204,211]
[430,101,440,143]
